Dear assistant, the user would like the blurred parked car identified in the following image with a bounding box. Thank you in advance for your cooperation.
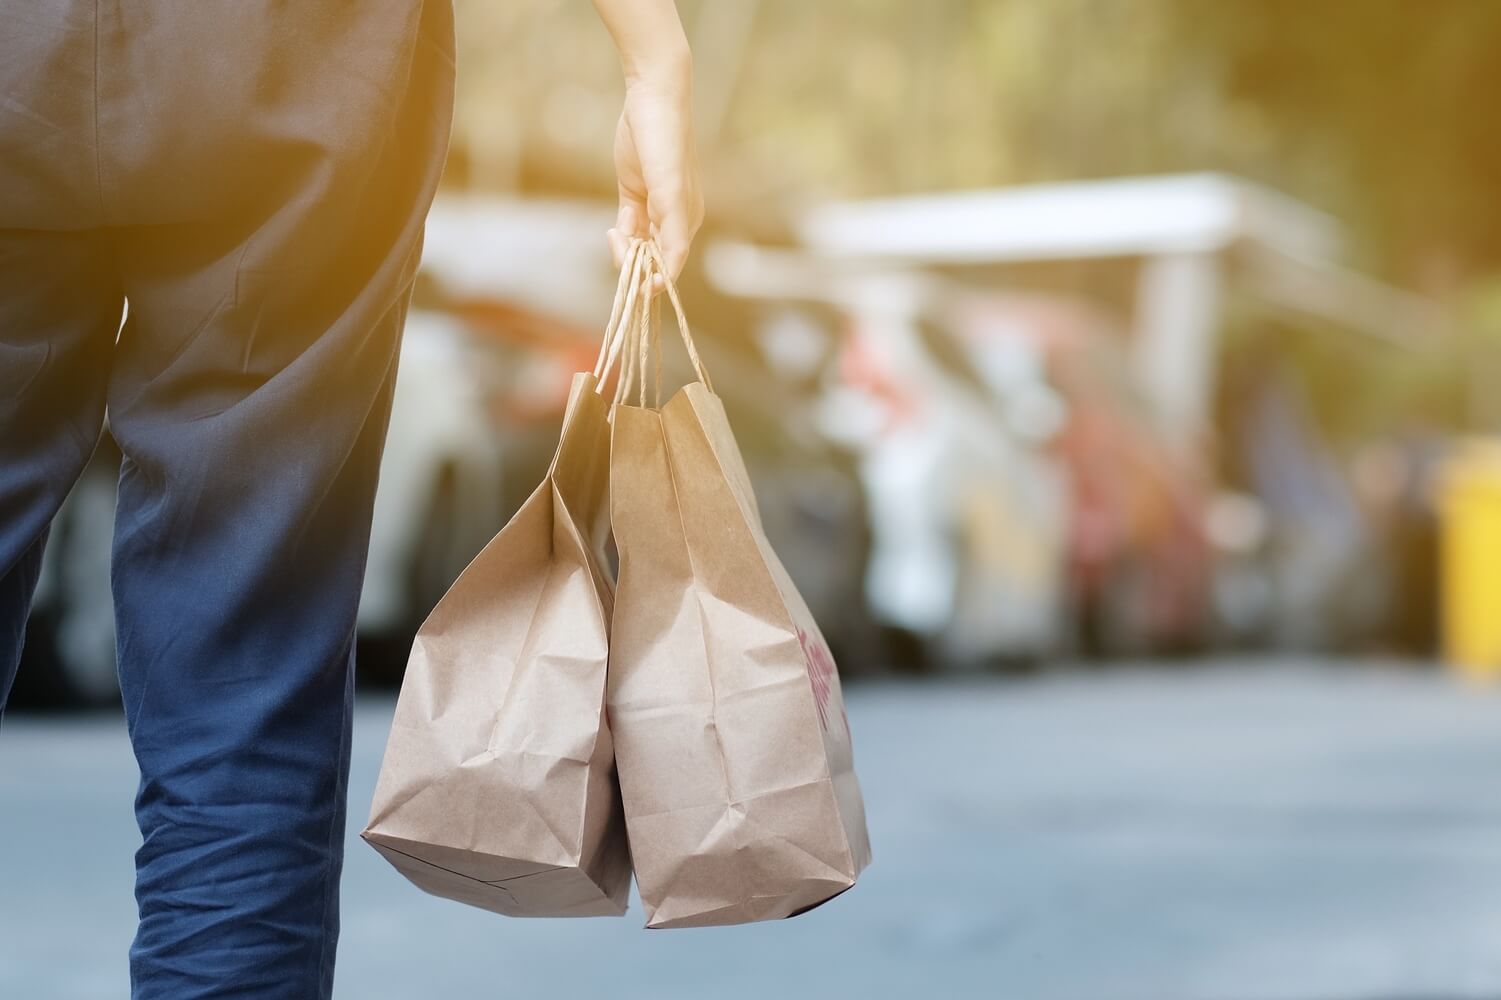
[22,436,121,704]
[953,295,1214,655]
[794,174,1442,657]
[707,246,1073,669]
[1219,353,1387,649]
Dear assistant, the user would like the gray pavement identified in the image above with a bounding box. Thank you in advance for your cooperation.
[3,659,1501,999]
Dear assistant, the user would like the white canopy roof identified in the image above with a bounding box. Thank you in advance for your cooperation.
[799,172,1344,264]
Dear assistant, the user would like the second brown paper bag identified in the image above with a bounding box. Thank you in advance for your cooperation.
[607,243,872,928]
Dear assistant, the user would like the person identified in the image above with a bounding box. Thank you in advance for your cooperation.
[0,0,701,995]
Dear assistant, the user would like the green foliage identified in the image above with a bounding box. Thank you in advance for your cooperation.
[456,1,1501,281]
[1159,0,1501,279]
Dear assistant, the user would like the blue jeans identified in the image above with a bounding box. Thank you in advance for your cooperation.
[0,3,454,995]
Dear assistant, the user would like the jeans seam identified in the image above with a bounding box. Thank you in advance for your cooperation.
[313,641,355,995]
[91,0,106,223]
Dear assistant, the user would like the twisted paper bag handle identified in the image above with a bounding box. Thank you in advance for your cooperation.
[592,237,714,407]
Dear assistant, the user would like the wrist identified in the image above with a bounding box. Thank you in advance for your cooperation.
[622,44,692,92]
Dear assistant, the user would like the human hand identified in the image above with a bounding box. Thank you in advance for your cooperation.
[593,0,702,288]
[608,75,702,290]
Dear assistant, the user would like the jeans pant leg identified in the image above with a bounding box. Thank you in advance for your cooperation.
[0,230,122,715]
[2,0,453,990]
[91,3,455,996]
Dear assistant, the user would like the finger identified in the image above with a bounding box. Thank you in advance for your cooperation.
[609,198,648,269]
[607,228,630,270]
[654,209,697,286]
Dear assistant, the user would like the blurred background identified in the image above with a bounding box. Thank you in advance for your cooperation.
[7,2,1501,998]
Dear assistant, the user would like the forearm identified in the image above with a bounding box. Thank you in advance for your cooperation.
[591,0,692,87]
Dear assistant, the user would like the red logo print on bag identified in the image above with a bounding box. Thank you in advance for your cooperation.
[798,627,846,734]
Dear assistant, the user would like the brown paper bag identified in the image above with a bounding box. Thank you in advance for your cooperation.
[360,248,655,917]
[608,243,872,928]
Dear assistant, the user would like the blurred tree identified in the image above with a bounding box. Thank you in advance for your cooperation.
[448,0,1501,283]
[1158,0,1501,285]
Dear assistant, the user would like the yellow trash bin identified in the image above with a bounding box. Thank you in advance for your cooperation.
[1441,440,1501,679]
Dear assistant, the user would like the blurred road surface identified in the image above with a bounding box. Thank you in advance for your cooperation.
[3,659,1501,1000]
